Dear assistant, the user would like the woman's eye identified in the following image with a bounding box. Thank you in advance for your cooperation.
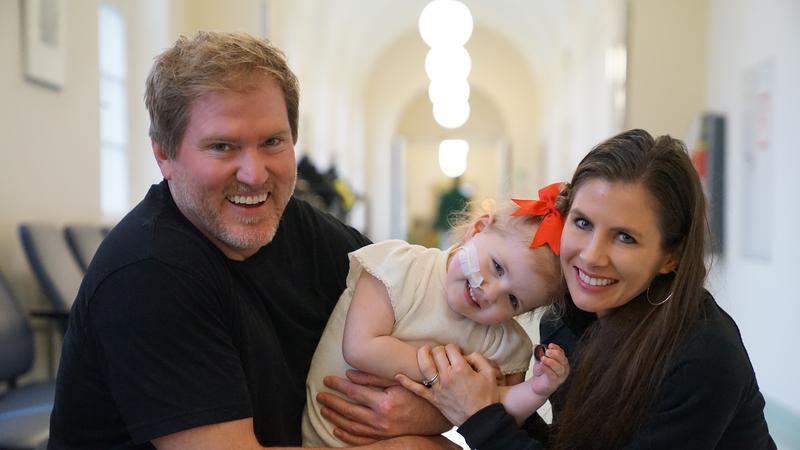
[617,232,636,244]
[492,259,504,276]
[574,218,590,230]
[509,294,519,310]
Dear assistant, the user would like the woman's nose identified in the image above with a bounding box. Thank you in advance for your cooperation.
[580,235,608,267]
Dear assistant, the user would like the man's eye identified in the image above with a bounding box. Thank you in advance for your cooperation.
[618,232,636,244]
[492,259,504,276]
[509,294,519,310]
[210,143,232,152]
[264,137,281,146]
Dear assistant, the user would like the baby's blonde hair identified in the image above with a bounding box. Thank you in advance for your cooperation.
[448,199,565,306]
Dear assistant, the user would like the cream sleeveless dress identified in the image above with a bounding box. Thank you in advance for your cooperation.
[302,240,532,447]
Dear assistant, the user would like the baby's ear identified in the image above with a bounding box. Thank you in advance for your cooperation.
[466,214,494,239]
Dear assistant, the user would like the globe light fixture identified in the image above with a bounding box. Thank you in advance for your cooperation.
[424,46,472,81]
[438,139,469,178]
[428,77,470,104]
[433,100,471,129]
[418,0,473,48]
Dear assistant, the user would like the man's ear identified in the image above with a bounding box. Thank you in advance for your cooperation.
[465,214,494,239]
[152,140,173,180]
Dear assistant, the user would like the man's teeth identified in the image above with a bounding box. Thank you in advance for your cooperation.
[578,269,617,286]
[228,194,268,205]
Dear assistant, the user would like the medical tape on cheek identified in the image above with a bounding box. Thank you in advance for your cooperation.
[457,242,484,288]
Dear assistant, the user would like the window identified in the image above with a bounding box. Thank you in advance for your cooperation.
[98,3,128,219]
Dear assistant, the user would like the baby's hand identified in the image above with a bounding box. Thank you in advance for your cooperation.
[529,343,569,397]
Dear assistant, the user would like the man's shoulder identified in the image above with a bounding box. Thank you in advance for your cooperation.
[86,183,227,291]
[276,196,370,248]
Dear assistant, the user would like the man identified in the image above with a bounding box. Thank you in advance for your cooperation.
[49,31,453,449]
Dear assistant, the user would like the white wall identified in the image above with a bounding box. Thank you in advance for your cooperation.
[0,1,102,307]
[704,0,800,439]
[627,0,709,137]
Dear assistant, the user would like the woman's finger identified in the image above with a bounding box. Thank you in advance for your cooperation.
[443,344,470,369]
[430,345,452,373]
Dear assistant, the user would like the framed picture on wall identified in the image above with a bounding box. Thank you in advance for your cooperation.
[21,0,66,89]
[689,113,725,254]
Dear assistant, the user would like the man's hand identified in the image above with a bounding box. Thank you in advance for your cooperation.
[316,370,451,445]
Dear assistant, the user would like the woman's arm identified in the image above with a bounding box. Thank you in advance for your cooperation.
[342,271,424,381]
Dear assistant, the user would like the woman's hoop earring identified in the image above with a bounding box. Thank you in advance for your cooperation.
[647,285,673,306]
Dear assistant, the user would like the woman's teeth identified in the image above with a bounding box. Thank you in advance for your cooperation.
[578,269,617,286]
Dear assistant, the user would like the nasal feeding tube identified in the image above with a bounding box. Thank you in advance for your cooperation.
[457,242,484,289]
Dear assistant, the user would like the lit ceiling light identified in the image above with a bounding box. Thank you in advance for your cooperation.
[428,78,470,104]
[418,0,473,48]
[424,46,472,81]
[438,139,469,178]
[433,100,470,129]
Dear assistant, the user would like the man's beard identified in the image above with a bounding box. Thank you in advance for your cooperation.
[170,175,295,255]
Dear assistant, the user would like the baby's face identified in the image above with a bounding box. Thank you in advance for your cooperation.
[445,227,554,325]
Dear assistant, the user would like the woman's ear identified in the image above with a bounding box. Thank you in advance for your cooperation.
[658,250,680,274]
[465,214,494,239]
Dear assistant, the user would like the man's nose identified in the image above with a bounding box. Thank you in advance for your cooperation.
[236,148,269,186]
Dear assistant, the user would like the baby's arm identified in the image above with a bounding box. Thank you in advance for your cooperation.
[342,271,425,381]
[499,343,569,425]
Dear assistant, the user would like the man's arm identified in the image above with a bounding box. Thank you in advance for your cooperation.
[152,417,459,450]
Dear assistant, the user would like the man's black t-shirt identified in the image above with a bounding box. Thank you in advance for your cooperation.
[48,181,370,449]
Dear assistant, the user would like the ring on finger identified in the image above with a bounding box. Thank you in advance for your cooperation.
[422,373,439,388]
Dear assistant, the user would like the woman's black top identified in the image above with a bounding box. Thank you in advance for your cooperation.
[457,293,776,449]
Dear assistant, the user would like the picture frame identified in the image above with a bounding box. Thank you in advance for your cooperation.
[21,0,67,90]
[689,113,725,254]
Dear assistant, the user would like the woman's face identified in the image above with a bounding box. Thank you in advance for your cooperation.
[560,179,677,317]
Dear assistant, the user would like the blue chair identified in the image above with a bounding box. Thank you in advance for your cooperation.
[18,223,83,315]
[0,270,53,449]
[64,224,108,273]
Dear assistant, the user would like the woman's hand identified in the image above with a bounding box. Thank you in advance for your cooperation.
[396,344,502,426]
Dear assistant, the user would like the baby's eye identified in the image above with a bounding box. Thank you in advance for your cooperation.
[509,294,519,310]
[492,259,505,276]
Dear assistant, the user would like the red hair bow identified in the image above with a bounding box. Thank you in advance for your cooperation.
[512,182,565,255]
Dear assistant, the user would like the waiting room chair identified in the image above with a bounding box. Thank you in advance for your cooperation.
[19,223,83,317]
[0,270,53,449]
[64,224,108,273]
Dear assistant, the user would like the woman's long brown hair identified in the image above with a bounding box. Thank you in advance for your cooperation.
[551,129,709,449]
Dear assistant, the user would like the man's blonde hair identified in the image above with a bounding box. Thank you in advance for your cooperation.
[144,31,300,159]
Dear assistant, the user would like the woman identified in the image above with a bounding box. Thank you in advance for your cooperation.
[397,129,776,449]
